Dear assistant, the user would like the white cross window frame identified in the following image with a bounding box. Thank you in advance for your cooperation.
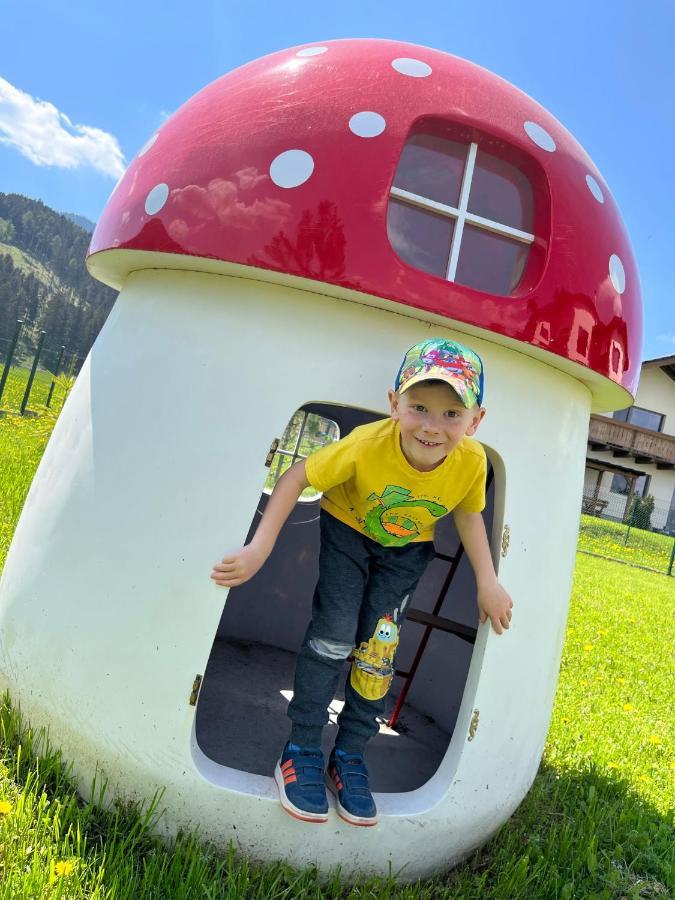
[390,141,535,285]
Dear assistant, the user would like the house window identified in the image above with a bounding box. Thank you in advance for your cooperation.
[613,406,665,432]
[264,409,339,501]
[610,473,650,497]
[387,133,535,295]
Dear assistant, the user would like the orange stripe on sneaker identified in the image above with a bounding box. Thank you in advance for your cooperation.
[283,774,297,784]
[281,760,294,773]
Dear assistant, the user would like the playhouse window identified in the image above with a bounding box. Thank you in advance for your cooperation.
[264,409,339,501]
[387,133,535,295]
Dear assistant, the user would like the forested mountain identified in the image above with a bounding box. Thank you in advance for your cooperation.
[0,193,117,369]
[63,212,95,233]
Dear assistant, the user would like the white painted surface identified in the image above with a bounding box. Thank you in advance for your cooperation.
[0,270,592,880]
[523,121,556,152]
[145,183,169,215]
[348,112,386,138]
[269,150,314,188]
[391,58,432,77]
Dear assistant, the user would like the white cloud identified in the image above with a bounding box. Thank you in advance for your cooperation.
[656,333,675,345]
[0,77,125,179]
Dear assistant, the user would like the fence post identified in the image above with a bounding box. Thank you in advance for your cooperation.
[20,331,47,416]
[0,319,24,407]
[46,345,66,408]
[668,537,675,577]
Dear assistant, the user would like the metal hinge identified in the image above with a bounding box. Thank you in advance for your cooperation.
[189,674,202,706]
[265,438,280,467]
[468,708,480,741]
[501,525,510,558]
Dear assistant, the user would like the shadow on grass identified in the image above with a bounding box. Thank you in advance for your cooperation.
[0,694,671,899]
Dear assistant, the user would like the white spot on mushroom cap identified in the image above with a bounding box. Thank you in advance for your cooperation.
[145,183,169,215]
[270,150,314,188]
[296,46,328,57]
[349,111,386,138]
[392,58,432,77]
[524,121,556,152]
[586,174,604,203]
[139,133,159,157]
[609,254,626,294]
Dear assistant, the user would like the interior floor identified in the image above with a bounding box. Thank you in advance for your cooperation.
[195,637,451,792]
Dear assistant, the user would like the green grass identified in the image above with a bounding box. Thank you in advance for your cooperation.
[0,365,71,414]
[578,514,675,575]
[0,401,673,898]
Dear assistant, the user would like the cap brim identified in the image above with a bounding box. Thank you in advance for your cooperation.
[398,371,478,408]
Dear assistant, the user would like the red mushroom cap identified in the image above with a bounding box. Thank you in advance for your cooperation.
[87,38,642,405]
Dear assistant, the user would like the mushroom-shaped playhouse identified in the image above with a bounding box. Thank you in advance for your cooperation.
[0,39,641,880]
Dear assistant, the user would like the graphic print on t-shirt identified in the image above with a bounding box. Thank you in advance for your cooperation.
[363,485,447,547]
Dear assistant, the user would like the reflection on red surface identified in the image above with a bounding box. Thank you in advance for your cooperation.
[88,38,642,396]
[247,201,346,281]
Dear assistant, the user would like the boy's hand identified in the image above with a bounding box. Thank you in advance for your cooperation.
[477,579,513,635]
[211,543,268,588]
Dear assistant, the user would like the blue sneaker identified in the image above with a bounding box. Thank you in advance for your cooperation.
[326,748,378,826]
[274,742,328,823]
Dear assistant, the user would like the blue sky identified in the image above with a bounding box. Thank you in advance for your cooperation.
[2,0,673,360]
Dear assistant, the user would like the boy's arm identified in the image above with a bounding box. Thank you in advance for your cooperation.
[452,508,513,635]
[211,459,310,588]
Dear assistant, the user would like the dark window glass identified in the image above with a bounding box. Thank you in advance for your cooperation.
[454,225,529,295]
[392,135,466,207]
[611,474,629,495]
[611,473,649,497]
[387,200,454,278]
[469,149,534,232]
[628,407,664,432]
[614,406,664,431]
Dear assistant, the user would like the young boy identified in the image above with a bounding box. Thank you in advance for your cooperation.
[211,338,513,826]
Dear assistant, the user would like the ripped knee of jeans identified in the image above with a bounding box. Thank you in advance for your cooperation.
[308,637,353,660]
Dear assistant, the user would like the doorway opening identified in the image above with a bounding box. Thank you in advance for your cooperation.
[195,402,498,793]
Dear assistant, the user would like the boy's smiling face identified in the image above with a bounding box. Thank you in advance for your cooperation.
[388,381,485,472]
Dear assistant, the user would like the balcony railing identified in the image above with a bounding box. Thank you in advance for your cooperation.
[588,415,675,468]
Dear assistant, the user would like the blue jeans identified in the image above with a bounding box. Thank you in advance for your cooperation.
[288,511,435,752]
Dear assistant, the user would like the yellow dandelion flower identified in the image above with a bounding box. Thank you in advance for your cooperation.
[623,704,634,712]
[607,762,619,769]
[583,643,593,651]
[669,761,675,770]
[649,735,662,745]
[54,860,75,877]
[638,775,649,783]
[580,679,588,686]
[0,799,13,815]
[561,717,570,724]
[617,677,626,684]
[599,629,608,636]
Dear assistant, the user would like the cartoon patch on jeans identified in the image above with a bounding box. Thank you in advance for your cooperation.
[364,486,447,547]
[350,612,400,701]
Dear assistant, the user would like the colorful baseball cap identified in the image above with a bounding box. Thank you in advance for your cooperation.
[394,338,484,408]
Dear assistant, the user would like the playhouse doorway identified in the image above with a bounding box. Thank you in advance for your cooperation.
[195,403,496,792]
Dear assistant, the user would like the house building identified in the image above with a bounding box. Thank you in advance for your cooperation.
[584,355,675,532]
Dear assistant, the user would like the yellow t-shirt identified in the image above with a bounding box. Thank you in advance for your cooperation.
[304,417,486,547]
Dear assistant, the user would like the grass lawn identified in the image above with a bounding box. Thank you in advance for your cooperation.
[0,388,673,898]
[579,514,675,576]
